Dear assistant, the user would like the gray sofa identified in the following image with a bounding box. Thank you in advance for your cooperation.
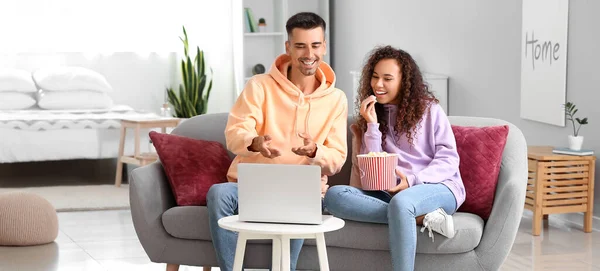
[130,112,527,271]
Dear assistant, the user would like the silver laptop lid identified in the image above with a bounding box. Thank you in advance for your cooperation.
[237,163,323,225]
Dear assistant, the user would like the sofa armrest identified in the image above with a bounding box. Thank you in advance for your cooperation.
[474,125,528,270]
[129,162,177,262]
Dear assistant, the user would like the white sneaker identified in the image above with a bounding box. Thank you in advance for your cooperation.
[420,208,455,242]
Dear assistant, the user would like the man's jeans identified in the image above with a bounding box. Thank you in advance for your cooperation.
[324,184,456,271]
[207,182,304,271]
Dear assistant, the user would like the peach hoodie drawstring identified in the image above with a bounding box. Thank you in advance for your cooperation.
[293,95,313,145]
[294,95,301,144]
[306,96,312,137]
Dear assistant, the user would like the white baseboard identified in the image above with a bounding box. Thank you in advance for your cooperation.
[521,210,600,232]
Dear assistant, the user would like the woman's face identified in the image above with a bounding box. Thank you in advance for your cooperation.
[370,58,402,104]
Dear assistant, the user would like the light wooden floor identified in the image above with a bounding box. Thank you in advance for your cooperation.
[1,209,600,270]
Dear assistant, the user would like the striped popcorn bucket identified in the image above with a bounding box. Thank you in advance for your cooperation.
[357,154,398,190]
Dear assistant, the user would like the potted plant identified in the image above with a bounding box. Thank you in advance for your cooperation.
[167,26,213,118]
[564,102,588,150]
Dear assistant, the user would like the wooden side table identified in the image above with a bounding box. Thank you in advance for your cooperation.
[526,146,596,235]
[114,118,181,187]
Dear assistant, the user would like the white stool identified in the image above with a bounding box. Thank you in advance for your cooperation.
[218,215,344,271]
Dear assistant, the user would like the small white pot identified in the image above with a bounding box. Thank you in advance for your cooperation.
[568,135,584,151]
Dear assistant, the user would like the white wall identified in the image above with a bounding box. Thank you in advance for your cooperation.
[0,0,236,114]
[332,0,600,217]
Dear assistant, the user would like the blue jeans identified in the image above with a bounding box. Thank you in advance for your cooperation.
[323,184,457,271]
[207,182,304,271]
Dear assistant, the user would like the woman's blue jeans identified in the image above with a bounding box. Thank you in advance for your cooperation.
[323,183,456,271]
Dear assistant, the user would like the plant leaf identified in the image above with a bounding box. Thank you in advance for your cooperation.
[169,86,183,117]
[178,85,189,118]
[181,59,188,91]
[199,48,205,76]
[166,87,180,113]
[186,56,193,95]
[204,69,213,101]
[182,26,189,56]
[198,75,206,100]
[184,95,197,117]
[189,61,197,106]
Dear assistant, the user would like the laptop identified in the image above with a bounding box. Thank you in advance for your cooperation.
[237,163,323,225]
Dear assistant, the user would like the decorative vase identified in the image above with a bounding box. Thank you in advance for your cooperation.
[568,135,584,151]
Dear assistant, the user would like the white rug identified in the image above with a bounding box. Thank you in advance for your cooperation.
[0,185,129,212]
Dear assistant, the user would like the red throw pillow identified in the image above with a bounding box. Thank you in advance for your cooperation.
[149,131,231,206]
[452,125,509,220]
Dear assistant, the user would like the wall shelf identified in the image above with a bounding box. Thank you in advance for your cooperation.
[244,32,285,37]
[234,0,330,97]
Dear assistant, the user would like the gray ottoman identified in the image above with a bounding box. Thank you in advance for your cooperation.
[0,192,58,246]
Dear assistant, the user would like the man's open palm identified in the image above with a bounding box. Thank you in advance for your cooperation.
[251,135,281,158]
[292,133,317,158]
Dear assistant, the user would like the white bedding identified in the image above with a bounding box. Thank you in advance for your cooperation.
[0,105,164,163]
[0,105,160,130]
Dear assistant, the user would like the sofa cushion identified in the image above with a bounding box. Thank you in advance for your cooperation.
[162,206,483,254]
[162,207,274,246]
[309,212,484,254]
[150,131,231,206]
[452,125,509,220]
[163,206,212,240]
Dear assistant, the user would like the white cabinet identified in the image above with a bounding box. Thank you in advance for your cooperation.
[233,0,330,96]
[350,71,450,115]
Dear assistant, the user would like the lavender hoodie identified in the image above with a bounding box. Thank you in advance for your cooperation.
[361,103,465,209]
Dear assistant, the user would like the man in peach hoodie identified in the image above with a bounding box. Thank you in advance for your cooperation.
[206,12,347,271]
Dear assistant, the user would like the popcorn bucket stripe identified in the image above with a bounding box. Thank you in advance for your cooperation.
[357,154,398,190]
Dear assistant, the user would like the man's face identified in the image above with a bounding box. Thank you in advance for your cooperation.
[285,27,327,76]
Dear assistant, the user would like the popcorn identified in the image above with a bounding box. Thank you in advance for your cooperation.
[367,151,390,157]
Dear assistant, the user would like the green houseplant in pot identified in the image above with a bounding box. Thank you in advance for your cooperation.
[564,102,588,150]
[167,26,213,118]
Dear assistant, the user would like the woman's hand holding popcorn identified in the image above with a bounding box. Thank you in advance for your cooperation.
[386,168,409,195]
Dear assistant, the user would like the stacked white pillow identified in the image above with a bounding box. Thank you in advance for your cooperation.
[33,66,114,110]
[0,68,38,110]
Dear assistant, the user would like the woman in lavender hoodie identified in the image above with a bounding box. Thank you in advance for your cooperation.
[324,45,465,271]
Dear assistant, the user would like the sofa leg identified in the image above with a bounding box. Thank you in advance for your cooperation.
[203,267,212,271]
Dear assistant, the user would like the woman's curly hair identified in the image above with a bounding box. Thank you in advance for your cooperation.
[356,45,438,147]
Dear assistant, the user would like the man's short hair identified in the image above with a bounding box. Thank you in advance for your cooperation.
[285,12,326,39]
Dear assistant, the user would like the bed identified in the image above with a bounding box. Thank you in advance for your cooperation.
[0,105,161,163]
[0,52,175,164]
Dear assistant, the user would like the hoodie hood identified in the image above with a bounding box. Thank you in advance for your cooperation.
[268,54,337,99]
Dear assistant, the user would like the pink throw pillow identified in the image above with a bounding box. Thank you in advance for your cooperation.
[149,131,231,206]
[452,125,509,220]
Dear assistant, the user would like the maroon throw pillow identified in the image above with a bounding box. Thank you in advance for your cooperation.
[149,131,231,206]
[452,125,509,220]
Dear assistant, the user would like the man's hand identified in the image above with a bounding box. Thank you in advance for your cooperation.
[360,95,378,123]
[386,168,409,195]
[248,135,281,158]
[292,133,317,158]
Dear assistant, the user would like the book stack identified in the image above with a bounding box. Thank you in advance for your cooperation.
[552,147,594,156]
[244,8,258,33]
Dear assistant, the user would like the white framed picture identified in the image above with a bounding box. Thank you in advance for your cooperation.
[520,0,569,126]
